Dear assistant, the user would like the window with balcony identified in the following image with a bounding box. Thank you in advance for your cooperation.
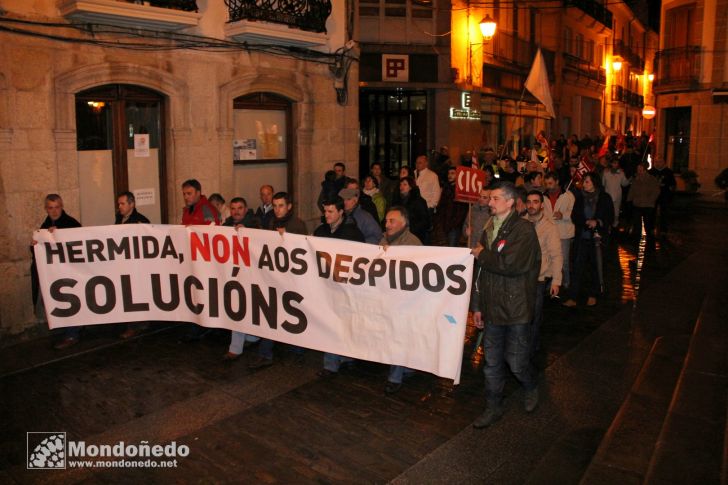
[564,27,573,55]
[656,3,701,90]
[60,0,200,30]
[575,33,584,59]
[224,0,332,47]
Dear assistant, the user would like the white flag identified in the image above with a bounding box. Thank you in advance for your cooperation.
[524,48,555,118]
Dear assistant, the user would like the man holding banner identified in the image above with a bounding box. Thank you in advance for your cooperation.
[315,197,365,378]
[247,191,308,369]
[380,206,423,394]
[470,182,541,429]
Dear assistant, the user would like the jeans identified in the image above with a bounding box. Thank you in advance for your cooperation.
[388,365,414,384]
[258,339,305,360]
[323,353,353,372]
[561,238,572,288]
[529,281,548,358]
[483,323,536,407]
[228,331,247,355]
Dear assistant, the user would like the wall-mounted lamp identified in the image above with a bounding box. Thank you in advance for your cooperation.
[479,14,497,41]
[612,60,623,72]
[647,73,655,82]
[87,101,106,113]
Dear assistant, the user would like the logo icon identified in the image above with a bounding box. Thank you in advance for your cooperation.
[27,432,67,469]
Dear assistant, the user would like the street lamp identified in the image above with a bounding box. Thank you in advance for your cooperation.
[647,73,654,82]
[612,60,623,72]
[479,14,497,41]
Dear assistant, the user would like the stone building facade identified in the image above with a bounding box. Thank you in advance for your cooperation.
[655,0,728,190]
[0,0,357,337]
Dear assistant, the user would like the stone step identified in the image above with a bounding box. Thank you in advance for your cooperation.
[578,334,691,484]
[644,293,728,484]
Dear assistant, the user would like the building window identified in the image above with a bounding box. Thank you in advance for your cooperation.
[232,92,292,207]
[564,27,573,55]
[385,0,406,17]
[233,93,291,164]
[360,0,380,17]
[586,39,595,63]
[575,33,584,59]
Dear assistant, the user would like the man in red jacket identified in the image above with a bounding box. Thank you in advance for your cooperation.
[181,179,220,225]
[179,179,219,343]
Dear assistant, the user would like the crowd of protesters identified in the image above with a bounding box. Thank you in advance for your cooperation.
[32,129,677,427]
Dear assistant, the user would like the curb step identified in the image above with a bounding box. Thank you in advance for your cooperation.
[578,334,691,484]
[644,293,728,484]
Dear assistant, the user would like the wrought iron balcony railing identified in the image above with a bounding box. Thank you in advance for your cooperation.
[488,32,555,79]
[562,52,606,85]
[611,85,624,102]
[224,0,332,34]
[613,39,645,72]
[654,46,702,91]
[564,0,613,28]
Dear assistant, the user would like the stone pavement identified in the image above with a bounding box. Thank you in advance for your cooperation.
[0,195,726,484]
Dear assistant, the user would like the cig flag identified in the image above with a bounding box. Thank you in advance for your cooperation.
[524,48,555,118]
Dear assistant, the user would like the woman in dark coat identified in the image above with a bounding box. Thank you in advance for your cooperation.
[563,172,614,307]
[391,176,430,244]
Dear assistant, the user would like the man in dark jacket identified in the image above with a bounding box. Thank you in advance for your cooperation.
[32,194,82,350]
[648,157,676,233]
[116,191,150,339]
[314,197,364,377]
[223,197,261,229]
[222,197,262,361]
[115,191,150,224]
[470,182,541,428]
[248,192,308,369]
[255,184,275,230]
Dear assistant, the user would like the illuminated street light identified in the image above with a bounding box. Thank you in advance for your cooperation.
[479,14,497,41]
[648,73,655,82]
[612,60,623,72]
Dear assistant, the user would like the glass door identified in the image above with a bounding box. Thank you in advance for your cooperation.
[75,84,166,225]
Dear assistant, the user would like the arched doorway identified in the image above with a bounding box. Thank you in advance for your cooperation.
[232,92,292,203]
[75,84,167,225]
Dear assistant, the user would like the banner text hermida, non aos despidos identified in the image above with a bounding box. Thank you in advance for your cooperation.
[39,231,468,334]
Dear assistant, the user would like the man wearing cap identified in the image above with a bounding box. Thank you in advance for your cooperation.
[339,187,382,245]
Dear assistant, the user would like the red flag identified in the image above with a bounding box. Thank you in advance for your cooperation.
[597,135,611,158]
[597,122,615,158]
[575,156,594,182]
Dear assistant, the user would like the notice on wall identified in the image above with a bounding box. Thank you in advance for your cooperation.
[133,188,155,206]
[234,139,257,161]
[134,134,150,158]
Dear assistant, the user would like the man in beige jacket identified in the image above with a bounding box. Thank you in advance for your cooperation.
[526,190,563,360]
[543,173,574,288]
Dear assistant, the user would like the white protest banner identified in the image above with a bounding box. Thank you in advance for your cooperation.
[33,225,474,383]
